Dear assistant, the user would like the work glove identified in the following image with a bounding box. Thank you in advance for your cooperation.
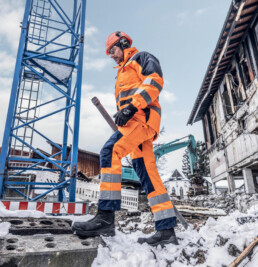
[113,104,138,127]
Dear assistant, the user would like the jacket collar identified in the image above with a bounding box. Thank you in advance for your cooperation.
[114,47,138,69]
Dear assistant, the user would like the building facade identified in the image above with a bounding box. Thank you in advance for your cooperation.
[188,0,258,193]
[164,170,190,198]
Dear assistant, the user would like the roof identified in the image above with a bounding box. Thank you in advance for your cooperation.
[76,147,99,157]
[171,169,184,179]
[48,142,99,157]
[188,0,258,125]
[166,169,189,182]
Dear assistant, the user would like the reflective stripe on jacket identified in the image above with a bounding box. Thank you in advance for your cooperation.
[115,47,163,139]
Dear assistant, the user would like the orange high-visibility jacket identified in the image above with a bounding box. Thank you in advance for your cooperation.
[115,47,163,139]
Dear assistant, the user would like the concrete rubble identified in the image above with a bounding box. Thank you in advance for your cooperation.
[175,192,258,214]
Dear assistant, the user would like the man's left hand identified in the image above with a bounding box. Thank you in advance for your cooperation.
[114,104,138,127]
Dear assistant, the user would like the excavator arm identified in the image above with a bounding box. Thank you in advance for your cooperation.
[154,135,198,174]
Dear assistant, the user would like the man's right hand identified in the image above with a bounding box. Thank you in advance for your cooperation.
[113,104,138,127]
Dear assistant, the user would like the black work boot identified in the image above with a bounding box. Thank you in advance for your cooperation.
[137,228,179,247]
[72,210,115,237]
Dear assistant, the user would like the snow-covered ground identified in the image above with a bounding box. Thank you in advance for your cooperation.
[1,202,258,266]
[92,205,258,267]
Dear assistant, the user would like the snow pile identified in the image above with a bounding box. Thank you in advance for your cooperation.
[248,203,258,216]
[0,221,10,237]
[92,206,258,267]
[0,202,46,218]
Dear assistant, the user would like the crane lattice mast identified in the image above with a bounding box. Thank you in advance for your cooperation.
[0,0,87,202]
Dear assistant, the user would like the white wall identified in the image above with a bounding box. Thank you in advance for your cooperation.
[165,180,190,198]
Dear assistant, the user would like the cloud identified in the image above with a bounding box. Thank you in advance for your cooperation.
[84,57,111,71]
[0,77,12,88]
[84,25,101,54]
[78,89,117,151]
[85,26,98,37]
[0,1,24,51]
[170,110,188,117]
[85,44,100,54]
[176,12,188,25]
[160,90,177,103]
[194,8,207,16]
[82,83,94,92]
[0,83,12,143]
[0,52,16,76]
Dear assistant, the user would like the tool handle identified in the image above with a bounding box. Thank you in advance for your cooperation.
[173,204,188,230]
[91,97,118,132]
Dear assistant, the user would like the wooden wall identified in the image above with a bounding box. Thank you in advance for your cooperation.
[51,146,100,178]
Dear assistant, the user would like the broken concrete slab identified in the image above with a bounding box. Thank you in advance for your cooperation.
[0,234,102,267]
[0,217,73,235]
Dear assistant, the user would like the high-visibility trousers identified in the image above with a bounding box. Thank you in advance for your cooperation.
[98,120,177,230]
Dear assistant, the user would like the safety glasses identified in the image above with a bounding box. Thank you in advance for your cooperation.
[108,46,116,55]
[108,43,120,55]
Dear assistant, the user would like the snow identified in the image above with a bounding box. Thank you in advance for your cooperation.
[0,221,10,237]
[0,202,46,218]
[92,208,258,267]
[1,200,258,266]
[247,203,258,216]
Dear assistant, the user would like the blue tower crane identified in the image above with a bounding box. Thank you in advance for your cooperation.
[0,0,87,202]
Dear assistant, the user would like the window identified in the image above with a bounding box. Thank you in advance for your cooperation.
[246,20,258,76]
[237,43,254,87]
[222,81,234,120]
[229,66,246,103]
[239,118,246,133]
[203,115,212,148]
[180,187,184,198]
[172,187,176,195]
[202,118,208,148]
[208,106,217,140]
[206,111,215,145]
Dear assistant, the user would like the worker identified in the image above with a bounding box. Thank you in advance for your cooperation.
[72,31,178,247]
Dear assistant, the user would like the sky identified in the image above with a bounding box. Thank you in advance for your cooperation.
[0,0,232,176]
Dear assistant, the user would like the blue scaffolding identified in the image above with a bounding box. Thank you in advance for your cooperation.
[0,0,87,202]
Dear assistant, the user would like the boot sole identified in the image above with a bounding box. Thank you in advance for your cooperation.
[73,227,115,238]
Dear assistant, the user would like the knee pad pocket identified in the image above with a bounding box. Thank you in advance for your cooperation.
[100,131,123,168]
[132,157,155,194]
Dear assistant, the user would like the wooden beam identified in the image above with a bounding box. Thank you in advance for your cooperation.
[228,237,258,267]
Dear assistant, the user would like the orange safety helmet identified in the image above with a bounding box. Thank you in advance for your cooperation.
[105,31,133,55]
